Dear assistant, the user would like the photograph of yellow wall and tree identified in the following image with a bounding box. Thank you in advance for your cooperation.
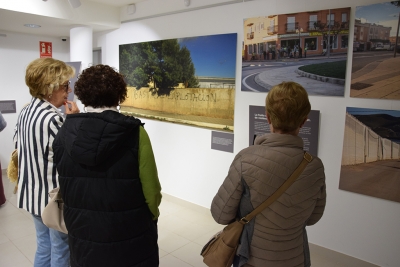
[119,33,237,131]
[339,107,400,202]
[350,1,400,99]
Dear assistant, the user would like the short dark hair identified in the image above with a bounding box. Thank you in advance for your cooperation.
[75,64,127,108]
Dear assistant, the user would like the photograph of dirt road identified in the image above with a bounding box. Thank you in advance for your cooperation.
[339,107,400,202]
[242,7,350,96]
[119,33,237,131]
[350,1,400,100]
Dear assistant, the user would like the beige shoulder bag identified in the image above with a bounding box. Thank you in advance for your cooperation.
[42,187,68,234]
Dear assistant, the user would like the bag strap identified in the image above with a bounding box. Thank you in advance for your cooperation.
[240,151,313,224]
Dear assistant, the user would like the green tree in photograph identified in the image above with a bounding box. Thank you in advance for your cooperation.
[120,42,158,90]
[147,40,164,91]
[179,46,199,88]
[157,39,183,92]
[119,45,136,85]
[120,39,199,95]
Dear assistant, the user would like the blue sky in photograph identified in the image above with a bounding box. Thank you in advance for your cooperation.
[178,33,237,78]
[356,1,400,36]
[347,107,400,117]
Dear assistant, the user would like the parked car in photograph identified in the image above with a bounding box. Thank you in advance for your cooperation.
[388,45,400,52]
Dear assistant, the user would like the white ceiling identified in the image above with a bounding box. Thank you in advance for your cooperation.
[0,0,147,38]
[0,0,245,38]
[0,0,250,37]
[88,0,146,7]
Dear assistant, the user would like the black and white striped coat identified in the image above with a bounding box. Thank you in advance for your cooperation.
[14,97,64,216]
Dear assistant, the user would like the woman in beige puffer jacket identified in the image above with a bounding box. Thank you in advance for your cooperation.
[211,82,326,267]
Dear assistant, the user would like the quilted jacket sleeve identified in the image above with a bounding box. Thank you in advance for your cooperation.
[306,160,327,226]
[138,126,162,220]
[210,154,244,225]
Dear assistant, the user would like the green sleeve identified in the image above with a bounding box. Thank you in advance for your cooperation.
[139,126,162,220]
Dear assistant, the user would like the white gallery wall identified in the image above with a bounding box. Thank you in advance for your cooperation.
[0,0,399,266]
[96,0,400,266]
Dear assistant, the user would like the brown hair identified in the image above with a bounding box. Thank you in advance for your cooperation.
[265,81,311,133]
[25,58,75,99]
[74,64,127,108]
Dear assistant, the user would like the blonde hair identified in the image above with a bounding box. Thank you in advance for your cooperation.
[25,58,75,99]
[266,81,311,133]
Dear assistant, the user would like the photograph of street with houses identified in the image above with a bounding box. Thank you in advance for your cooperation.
[350,1,400,100]
[119,33,237,131]
[242,7,350,96]
[340,107,400,203]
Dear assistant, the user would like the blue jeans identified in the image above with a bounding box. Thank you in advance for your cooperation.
[32,215,70,267]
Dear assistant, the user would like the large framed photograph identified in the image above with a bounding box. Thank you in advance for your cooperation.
[350,1,400,100]
[242,7,350,96]
[339,107,400,202]
[119,33,237,132]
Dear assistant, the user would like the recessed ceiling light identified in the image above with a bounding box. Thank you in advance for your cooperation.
[24,24,41,28]
[68,0,81,8]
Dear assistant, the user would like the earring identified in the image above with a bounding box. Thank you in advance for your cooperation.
[48,94,52,99]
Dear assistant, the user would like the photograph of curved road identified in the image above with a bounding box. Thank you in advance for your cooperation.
[351,51,400,99]
[241,8,350,96]
[241,56,346,96]
[350,1,400,99]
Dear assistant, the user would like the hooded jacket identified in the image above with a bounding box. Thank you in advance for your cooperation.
[53,111,159,267]
[211,133,326,267]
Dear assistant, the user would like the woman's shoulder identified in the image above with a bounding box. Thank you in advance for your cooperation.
[21,99,61,118]
[308,154,325,169]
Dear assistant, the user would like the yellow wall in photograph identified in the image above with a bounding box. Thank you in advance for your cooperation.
[121,87,234,120]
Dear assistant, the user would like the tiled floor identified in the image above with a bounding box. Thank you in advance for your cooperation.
[0,172,377,267]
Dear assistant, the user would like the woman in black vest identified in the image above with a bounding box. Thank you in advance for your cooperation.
[53,64,161,267]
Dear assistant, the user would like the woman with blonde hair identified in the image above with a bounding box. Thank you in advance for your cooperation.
[14,57,79,267]
[211,81,326,267]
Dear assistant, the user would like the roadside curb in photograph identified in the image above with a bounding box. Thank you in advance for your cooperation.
[254,74,272,91]
[295,69,345,85]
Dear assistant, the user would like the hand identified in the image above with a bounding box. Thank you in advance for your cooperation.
[64,101,80,114]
